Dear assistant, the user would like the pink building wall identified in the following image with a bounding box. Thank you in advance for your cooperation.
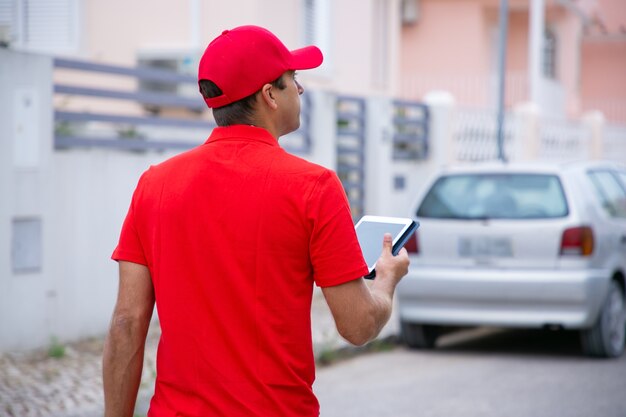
[398,0,624,122]
[505,10,531,106]
[400,0,493,105]
[399,0,544,109]
[580,0,626,123]
[556,9,583,118]
[401,1,490,74]
[581,40,626,121]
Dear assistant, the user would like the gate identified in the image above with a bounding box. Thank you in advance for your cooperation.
[336,96,366,220]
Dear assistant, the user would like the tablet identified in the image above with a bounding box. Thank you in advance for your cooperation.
[355,215,419,279]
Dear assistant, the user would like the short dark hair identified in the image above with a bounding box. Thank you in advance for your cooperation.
[199,74,287,126]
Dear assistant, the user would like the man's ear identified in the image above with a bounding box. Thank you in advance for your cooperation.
[260,83,278,110]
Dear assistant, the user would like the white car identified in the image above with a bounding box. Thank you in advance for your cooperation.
[397,160,626,358]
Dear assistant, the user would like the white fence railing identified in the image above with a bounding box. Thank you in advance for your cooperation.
[453,108,517,162]
[449,105,624,165]
[539,118,591,161]
[604,124,626,162]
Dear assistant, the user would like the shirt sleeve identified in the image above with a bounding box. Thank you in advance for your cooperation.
[111,171,149,266]
[307,170,369,287]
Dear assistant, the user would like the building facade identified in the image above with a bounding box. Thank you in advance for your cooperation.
[398,0,626,123]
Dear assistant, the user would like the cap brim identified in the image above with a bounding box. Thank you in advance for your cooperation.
[289,45,323,70]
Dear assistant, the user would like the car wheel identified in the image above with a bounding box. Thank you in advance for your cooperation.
[580,280,626,358]
[401,321,439,349]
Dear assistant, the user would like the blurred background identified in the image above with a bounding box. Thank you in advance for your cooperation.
[0,0,625,415]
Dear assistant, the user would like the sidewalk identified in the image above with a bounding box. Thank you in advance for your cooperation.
[0,288,399,417]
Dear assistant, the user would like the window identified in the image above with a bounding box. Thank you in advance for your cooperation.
[0,0,79,53]
[617,171,626,191]
[588,170,626,218]
[417,174,568,219]
[543,27,557,79]
[302,0,331,71]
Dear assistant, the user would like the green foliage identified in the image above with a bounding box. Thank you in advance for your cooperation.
[337,118,350,128]
[315,336,399,367]
[316,347,340,366]
[54,121,75,136]
[117,125,143,139]
[48,337,66,359]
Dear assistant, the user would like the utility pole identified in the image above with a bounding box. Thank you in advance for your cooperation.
[496,0,509,162]
[529,0,545,107]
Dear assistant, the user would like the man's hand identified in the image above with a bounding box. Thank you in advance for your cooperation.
[371,232,410,292]
[321,233,410,346]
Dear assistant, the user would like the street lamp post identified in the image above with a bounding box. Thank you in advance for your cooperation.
[496,0,509,162]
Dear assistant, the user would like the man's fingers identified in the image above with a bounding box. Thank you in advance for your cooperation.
[382,233,393,254]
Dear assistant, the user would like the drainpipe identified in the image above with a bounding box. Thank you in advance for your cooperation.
[190,0,201,51]
[529,0,545,108]
[496,0,509,162]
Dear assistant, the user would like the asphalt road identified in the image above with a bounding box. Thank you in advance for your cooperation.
[314,327,626,417]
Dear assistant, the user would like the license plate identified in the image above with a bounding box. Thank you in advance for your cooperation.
[458,236,513,257]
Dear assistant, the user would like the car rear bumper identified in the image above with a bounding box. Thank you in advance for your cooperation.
[397,266,611,329]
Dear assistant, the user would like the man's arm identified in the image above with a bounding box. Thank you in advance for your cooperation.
[321,233,409,346]
[103,261,155,417]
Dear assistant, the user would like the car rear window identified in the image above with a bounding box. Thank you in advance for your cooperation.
[417,173,569,219]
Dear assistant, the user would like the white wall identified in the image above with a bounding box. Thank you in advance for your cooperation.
[0,50,182,351]
[1,50,55,351]
[364,92,458,219]
[307,90,338,169]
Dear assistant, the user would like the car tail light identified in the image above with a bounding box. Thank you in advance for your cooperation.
[403,231,419,254]
[560,226,594,256]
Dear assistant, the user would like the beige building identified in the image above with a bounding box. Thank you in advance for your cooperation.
[0,0,403,97]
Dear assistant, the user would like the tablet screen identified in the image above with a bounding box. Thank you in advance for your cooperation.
[356,221,408,270]
[354,216,418,277]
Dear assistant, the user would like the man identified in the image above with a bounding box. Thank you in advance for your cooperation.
[103,25,409,417]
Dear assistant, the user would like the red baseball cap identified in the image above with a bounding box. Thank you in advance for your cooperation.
[198,25,324,108]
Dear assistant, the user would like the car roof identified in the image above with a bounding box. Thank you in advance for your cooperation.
[438,160,626,176]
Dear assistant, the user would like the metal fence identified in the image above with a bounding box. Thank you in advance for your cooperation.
[53,58,212,151]
[539,118,591,161]
[336,96,367,220]
[453,108,516,162]
[52,57,623,189]
[53,58,314,154]
[392,100,429,160]
[450,108,624,164]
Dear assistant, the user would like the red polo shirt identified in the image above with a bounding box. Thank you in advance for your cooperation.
[112,125,368,417]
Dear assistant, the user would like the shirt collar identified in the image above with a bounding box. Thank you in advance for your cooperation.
[205,125,279,147]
